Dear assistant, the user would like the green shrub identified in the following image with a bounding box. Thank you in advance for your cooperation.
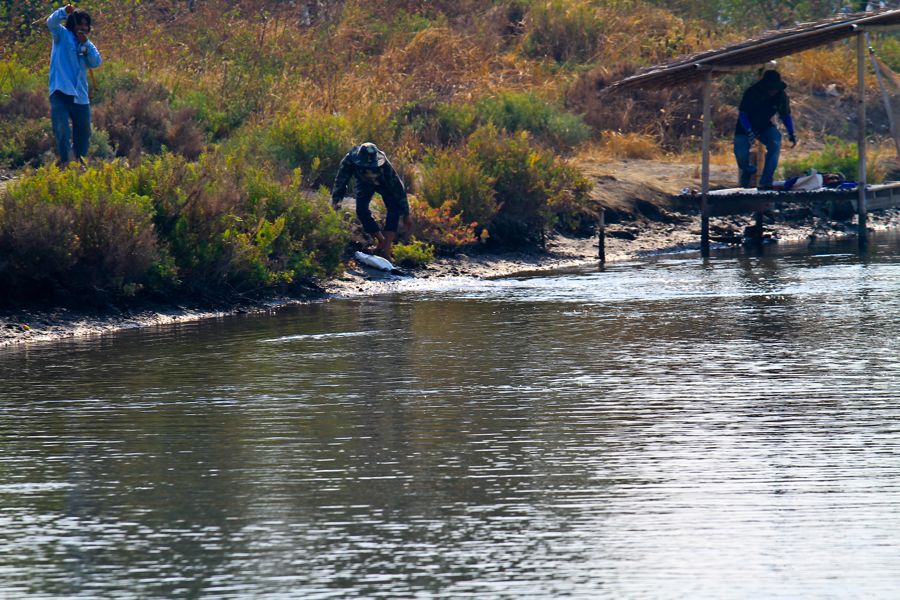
[0,163,162,302]
[392,237,436,267]
[0,117,53,168]
[467,125,593,246]
[176,90,237,140]
[175,68,271,140]
[345,102,397,151]
[266,112,354,188]
[548,184,599,236]
[393,96,477,146]
[0,55,44,95]
[137,153,348,294]
[89,128,115,160]
[245,174,348,279]
[0,152,351,306]
[524,0,605,63]
[475,91,590,150]
[420,148,497,228]
[433,102,478,144]
[90,64,143,105]
[780,137,886,183]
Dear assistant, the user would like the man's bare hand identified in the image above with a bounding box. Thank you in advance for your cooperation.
[402,214,413,232]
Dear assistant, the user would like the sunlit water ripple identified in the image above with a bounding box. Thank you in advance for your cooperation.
[1,233,898,598]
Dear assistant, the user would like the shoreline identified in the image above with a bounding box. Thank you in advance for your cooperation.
[3,208,899,349]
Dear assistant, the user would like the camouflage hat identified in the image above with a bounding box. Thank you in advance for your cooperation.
[351,142,386,168]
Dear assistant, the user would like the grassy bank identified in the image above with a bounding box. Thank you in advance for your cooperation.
[2,0,898,307]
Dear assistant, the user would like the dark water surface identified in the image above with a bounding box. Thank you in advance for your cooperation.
[1,233,899,598]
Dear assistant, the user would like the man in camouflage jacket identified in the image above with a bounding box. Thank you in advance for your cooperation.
[331,142,411,260]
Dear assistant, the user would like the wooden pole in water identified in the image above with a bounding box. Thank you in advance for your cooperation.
[597,207,606,263]
[701,70,712,257]
[857,32,869,248]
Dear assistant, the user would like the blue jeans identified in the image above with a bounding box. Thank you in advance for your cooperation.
[50,91,91,165]
[734,126,781,188]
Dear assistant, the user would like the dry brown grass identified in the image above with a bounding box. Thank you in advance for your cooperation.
[589,132,663,160]
[677,140,737,167]
[784,45,876,94]
[594,5,728,67]
[378,28,491,99]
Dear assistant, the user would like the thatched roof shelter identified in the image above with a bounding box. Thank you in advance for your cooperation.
[601,8,900,253]
[605,9,900,94]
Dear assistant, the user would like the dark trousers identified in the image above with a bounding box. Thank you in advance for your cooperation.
[50,91,91,165]
[356,190,403,234]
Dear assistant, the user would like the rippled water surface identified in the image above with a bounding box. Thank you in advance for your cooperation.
[2,233,899,598]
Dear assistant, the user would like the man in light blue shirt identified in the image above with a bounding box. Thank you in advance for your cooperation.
[47,4,101,166]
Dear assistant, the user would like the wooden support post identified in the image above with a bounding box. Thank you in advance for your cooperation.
[701,71,712,257]
[866,33,900,156]
[597,207,606,263]
[857,33,869,248]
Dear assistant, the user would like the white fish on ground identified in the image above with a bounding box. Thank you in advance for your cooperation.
[354,251,395,271]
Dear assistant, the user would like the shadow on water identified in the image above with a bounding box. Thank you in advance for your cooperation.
[0,230,898,597]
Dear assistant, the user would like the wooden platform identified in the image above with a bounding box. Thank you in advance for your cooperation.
[672,181,900,216]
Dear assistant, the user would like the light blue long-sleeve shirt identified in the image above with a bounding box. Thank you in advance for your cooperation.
[47,6,101,105]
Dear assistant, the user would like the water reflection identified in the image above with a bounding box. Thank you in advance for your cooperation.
[0,232,899,597]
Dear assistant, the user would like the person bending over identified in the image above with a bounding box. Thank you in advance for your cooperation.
[47,3,101,166]
[331,143,412,260]
[734,70,796,190]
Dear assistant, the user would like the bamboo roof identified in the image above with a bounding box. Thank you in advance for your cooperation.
[604,9,900,93]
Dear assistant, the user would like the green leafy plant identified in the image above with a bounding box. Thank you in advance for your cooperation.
[467,125,593,246]
[0,151,350,306]
[475,91,591,150]
[420,148,497,228]
[0,162,161,302]
[0,117,52,168]
[780,136,887,183]
[266,111,354,188]
[138,152,348,294]
[392,237,436,267]
[89,64,143,105]
[0,55,43,95]
[393,96,477,147]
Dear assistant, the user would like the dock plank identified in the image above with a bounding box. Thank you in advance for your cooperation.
[673,182,900,215]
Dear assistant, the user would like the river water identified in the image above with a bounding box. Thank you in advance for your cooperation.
[1,233,899,598]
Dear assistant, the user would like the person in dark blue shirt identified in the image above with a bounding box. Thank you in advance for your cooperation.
[734,70,796,189]
[46,4,102,166]
[331,143,412,260]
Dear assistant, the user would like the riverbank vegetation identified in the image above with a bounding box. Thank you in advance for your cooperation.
[2,0,899,306]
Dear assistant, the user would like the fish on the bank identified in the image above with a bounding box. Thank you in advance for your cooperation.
[353,251,411,276]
